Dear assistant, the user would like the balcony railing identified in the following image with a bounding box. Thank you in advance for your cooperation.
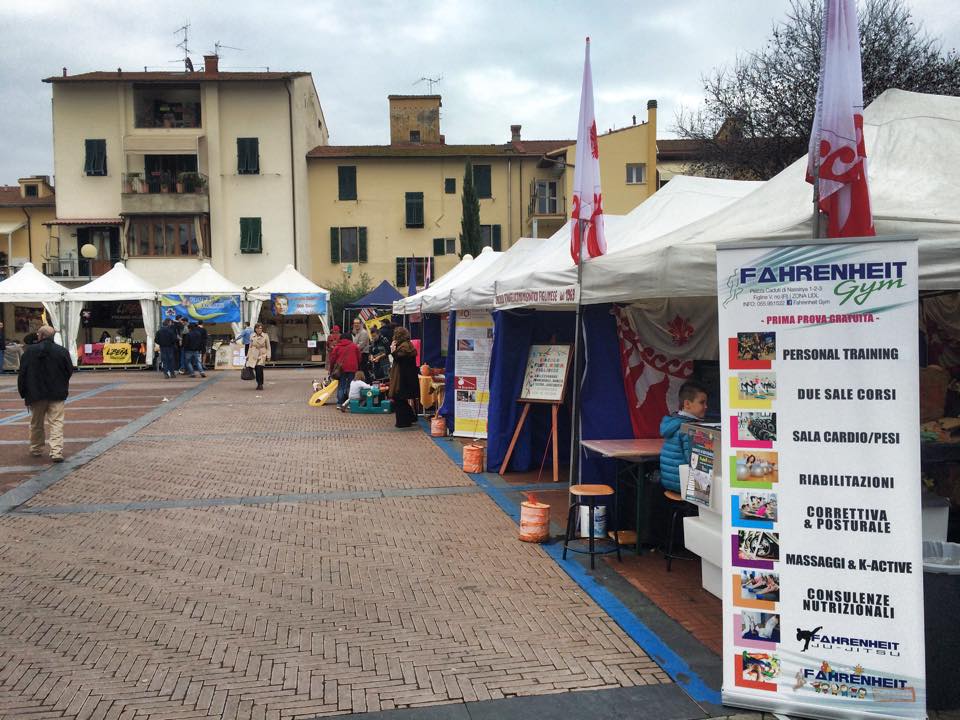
[0,264,24,280]
[44,256,122,279]
[123,172,208,195]
[527,194,566,218]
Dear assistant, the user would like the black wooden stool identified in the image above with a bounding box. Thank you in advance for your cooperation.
[663,489,697,571]
[563,484,621,569]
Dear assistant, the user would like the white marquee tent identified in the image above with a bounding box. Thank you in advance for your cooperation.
[449,238,544,310]
[393,254,475,315]
[160,262,246,335]
[247,264,332,332]
[583,89,960,303]
[415,246,503,315]
[0,262,68,346]
[62,262,159,365]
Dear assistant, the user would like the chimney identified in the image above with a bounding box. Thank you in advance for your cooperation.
[62,67,67,77]
[632,114,636,126]
[510,124,521,142]
[204,54,219,75]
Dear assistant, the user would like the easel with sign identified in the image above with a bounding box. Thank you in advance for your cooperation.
[499,344,572,483]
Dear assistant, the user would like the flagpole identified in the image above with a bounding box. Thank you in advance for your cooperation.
[568,219,586,489]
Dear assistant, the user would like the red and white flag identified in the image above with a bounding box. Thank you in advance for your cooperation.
[570,37,606,264]
[806,0,875,238]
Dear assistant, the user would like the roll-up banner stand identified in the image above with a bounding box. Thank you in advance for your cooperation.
[717,236,925,719]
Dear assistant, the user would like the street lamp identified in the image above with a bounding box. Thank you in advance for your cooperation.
[80,242,98,280]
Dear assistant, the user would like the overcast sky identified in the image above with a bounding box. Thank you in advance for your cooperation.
[2,0,958,182]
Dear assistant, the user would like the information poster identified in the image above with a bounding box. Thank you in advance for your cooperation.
[519,345,571,403]
[453,310,494,438]
[717,238,925,719]
[102,342,132,364]
[270,293,327,316]
[161,294,242,323]
[683,423,718,508]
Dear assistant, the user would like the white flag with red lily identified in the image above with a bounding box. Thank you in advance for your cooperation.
[570,37,606,264]
[806,0,875,238]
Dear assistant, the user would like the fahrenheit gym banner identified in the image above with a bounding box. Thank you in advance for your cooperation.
[717,237,925,719]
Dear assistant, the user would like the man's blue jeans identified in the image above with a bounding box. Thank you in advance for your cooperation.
[160,346,176,375]
[184,350,204,376]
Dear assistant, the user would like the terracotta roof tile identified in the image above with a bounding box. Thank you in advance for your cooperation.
[44,71,309,84]
[43,218,122,226]
[307,139,573,159]
[0,186,55,208]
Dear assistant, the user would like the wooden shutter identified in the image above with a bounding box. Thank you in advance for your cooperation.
[338,166,357,200]
[433,238,445,256]
[473,165,491,198]
[238,138,260,174]
[405,192,424,228]
[84,139,106,176]
[250,218,262,253]
[330,227,340,263]
[358,227,367,262]
[444,178,456,194]
[492,225,502,251]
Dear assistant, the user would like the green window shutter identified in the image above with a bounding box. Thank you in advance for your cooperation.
[239,217,262,253]
[330,227,340,263]
[492,224,502,251]
[444,178,456,194]
[395,258,406,287]
[84,139,106,176]
[358,227,368,262]
[433,238,445,256]
[405,192,424,228]
[240,218,250,252]
[473,164,492,198]
[338,166,357,200]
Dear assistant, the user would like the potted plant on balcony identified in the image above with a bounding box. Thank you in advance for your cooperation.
[159,171,173,193]
[125,172,143,194]
[192,173,207,194]
[178,171,198,193]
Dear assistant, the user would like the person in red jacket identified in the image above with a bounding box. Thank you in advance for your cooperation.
[329,336,361,407]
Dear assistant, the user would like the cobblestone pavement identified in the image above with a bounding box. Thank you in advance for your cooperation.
[0,370,670,719]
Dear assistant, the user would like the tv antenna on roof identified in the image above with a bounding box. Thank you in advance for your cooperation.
[174,21,194,71]
[213,41,245,58]
[414,75,443,94]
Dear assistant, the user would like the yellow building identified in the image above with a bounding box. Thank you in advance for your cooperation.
[308,95,658,292]
[0,176,56,278]
[42,55,327,288]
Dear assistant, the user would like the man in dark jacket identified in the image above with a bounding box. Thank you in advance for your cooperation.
[182,323,206,378]
[18,325,73,462]
[196,320,209,372]
[155,319,179,378]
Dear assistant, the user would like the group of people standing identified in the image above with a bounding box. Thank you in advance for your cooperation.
[154,317,209,379]
[327,318,420,428]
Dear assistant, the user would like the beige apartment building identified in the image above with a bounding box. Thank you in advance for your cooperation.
[43,55,327,288]
[0,176,56,277]
[308,95,658,292]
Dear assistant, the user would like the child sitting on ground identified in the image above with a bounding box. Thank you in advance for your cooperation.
[339,370,372,413]
[659,380,708,492]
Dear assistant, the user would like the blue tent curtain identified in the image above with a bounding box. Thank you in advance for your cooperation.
[422,314,442,368]
[439,311,456,428]
[578,304,635,484]
[486,309,575,473]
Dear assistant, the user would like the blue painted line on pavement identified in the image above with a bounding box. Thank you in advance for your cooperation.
[0,382,124,426]
[424,422,721,706]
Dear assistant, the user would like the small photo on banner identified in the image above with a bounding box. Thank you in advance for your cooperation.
[735,611,780,648]
[734,570,779,607]
[734,651,780,692]
[731,450,779,488]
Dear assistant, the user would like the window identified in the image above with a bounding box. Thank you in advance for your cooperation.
[237,138,260,175]
[240,217,262,254]
[337,166,357,200]
[479,224,502,251]
[534,180,558,214]
[405,192,424,228]
[473,164,492,198]
[24,184,38,198]
[126,217,205,257]
[395,257,431,287]
[444,178,456,194]
[84,139,107,176]
[433,237,457,256]
[330,227,367,263]
[409,130,421,143]
[626,163,646,184]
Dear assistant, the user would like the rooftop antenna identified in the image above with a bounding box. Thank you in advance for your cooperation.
[414,75,443,94]
[174,21,193,71]
[213,41,245,59]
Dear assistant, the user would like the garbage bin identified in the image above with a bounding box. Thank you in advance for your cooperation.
[923,540,960,710]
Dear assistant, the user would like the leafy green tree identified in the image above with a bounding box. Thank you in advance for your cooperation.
[675,0,960,179]
[328,272,372,330]
[459,160,482,258]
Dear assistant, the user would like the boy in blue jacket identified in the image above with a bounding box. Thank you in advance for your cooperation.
[659,380,708,492]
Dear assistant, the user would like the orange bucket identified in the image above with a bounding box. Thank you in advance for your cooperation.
[462,444,484,473]
[519,501,550,543]
[430,416,446,437]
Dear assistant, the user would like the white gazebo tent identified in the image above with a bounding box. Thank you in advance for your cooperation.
[247,264,332,334]
[0,262,67,349]
[582,89,960,303]
[392,253,476,316]
[449,238,544,311]
[63,262,159,365]
[416,246,503,315]
[160,262,245,336]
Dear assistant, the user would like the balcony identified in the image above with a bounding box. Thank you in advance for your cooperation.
[527,194,566,219]
[121,172,209,215]
[44,255,122,279]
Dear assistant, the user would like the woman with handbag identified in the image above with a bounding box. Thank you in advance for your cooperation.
[388,327,419,428]
[244,322,271,390]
